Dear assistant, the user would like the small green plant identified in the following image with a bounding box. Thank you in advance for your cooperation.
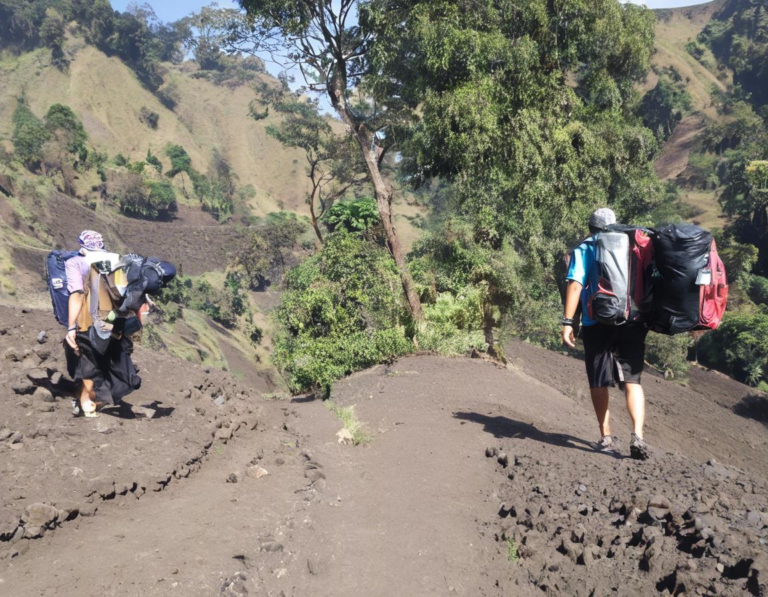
[506,538,519,563]
[324,401,371,446]
[262,392,289,401]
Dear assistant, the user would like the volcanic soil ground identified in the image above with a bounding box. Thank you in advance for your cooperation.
[1,307,768,596]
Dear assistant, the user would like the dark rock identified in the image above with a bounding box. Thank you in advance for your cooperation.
[9,432,23,444]
[497,453,509,467]
[226,473,240,484]
[485,447,498,458]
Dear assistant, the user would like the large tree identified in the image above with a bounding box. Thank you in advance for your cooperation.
[366,0,660,262]
[234,0,424,320]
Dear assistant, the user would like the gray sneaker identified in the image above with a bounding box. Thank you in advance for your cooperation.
[630,433,650,460]
[595,435,618,454]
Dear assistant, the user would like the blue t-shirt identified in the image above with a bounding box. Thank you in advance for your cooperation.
[566,237,598,327]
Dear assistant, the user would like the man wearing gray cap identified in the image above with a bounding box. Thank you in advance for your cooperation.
[561,208,650,460]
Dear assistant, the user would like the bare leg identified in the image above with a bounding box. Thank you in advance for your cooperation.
[625,382,645,437]
[590,387,611,437]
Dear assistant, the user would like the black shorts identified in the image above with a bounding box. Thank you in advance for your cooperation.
[581,323,648,388]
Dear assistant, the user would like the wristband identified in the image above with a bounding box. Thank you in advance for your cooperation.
[67,327,77,332]
[561,318,574,326]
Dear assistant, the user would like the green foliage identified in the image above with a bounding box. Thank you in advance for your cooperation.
[699,312,768,386]
[165,144,192,178]
[322,198,380,235]
[254,81,367,241]
[114,153,130,167]
[40,7,67,69]
[235,212,308,289]
[156,273,252,330]
[367,0,662,287]
[506,539,520,563]
[273,232,411,393]
[699,0,768,109]
[645,333,694,380]
[145,149,162,174]
[12,95,48,169]
[749,276,768,306]
[44,103,88,163]
[146,181,178,217]
[419,289,488,355]
[324,401,371,445]
[638,76,692,141]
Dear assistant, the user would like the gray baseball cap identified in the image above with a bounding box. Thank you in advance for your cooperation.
[589,208,616,230]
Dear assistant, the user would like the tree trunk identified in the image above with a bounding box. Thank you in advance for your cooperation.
[356,131,424,321]
[308,191,324,244]
[328,77,423,321]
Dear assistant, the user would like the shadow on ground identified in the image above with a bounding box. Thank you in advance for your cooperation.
[454,411,603,455]
[733,394,768,427]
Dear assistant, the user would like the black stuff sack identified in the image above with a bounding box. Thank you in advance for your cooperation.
[650,223,711,334]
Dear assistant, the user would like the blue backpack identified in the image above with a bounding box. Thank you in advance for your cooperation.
[45,250,79,326]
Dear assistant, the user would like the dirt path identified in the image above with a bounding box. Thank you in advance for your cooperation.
[2,355,767,596]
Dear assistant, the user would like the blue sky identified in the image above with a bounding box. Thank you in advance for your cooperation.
[110,0,710,23]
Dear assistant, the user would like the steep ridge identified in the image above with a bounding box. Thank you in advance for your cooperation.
[1,333,766,596]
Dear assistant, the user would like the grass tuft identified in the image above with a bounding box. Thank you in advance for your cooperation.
[506,538,520,563]
[324,401,371,446]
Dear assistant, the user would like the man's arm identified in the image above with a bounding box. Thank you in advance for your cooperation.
[66,292,84,352]
[562,280,582,348]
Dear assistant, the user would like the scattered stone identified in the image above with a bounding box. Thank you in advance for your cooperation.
[220,572,248,597]
[11,378,35,395]
[35,403,54,413]
[9,432,22,445]
[26,369,49,384]
[22,503,59,531]
[336,428,354,444]
[497,453,509,467]
[0,428,12,442]
[226,473,240,484]
[259,540,283,553]
[214,395,227,407]
[246,465,269,480]
[305,469,326,483]
[648,495,671,522]
[485,447,498,458]
[4,347,21,362]
[33,387,55,403]
[216,427,233,442]
[36,331,48,344]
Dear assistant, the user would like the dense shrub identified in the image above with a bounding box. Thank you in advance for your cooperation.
[273,231,411,394]
[12,96,48,169]
[699,312,768,386]
[645,333,694,380]
[322,197,380,235]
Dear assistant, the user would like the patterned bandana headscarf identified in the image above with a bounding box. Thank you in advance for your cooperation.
[78,230,105,251]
